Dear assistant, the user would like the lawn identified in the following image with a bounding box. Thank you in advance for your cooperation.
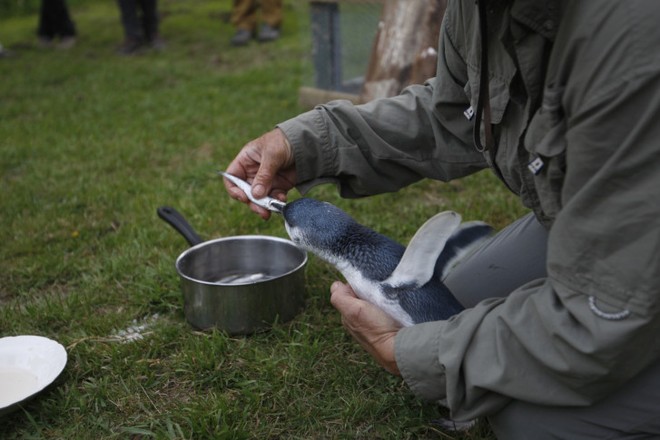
[0,1,525,438]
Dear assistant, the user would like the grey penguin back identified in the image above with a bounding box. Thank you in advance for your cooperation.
[282,198,404,281]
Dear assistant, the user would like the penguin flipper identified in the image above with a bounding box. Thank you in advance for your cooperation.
[385,211,462,288]
[435,221,494,278]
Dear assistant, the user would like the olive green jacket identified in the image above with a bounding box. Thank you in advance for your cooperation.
[278,0,660,420]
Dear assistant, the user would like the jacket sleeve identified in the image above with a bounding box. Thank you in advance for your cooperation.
[277,19,487,198]
[396,1,660,421]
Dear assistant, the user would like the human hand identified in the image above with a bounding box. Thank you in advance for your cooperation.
[224,128,297,219]
[330,281,402,375]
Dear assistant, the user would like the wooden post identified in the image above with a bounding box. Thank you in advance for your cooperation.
[360,0,447,102]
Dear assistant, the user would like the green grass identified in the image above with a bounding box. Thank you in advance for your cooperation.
[0,1,525,438]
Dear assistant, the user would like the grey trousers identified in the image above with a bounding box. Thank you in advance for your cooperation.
[444,213,660,439]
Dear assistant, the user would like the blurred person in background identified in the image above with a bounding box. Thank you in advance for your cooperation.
[37,0,77,49]
[116,0,165,55]
[229,0,282,46]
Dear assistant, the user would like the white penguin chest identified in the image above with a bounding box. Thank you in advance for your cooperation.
[337,262,414,327]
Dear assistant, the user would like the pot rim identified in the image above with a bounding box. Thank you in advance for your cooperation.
[174,234,307,286]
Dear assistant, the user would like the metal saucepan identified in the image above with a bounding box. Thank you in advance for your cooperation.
[157,206,307,334]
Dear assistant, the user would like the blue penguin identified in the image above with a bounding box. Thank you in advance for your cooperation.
[282,198,493,326]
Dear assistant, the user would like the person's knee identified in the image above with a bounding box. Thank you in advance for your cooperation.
[487,401,581,440]
[487,398,660,440]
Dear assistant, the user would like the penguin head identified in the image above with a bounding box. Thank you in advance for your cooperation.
[282,198,357,256]
[283,198,405,280]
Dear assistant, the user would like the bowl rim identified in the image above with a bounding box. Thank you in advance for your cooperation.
[174,234,307,286]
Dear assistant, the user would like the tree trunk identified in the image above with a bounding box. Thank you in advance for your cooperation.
[360,0,447,102]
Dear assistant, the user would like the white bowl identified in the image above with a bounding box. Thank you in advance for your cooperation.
[0,335,67,416]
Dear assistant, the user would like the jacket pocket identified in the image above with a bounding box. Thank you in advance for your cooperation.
[524,84,567,221]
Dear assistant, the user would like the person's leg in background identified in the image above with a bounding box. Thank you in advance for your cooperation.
[38,0,76,48]
[257,0,282,42]
[230,0,257,46]
[53,0,76,45]
[137,0,164,50]
[116,0,143,54]
[37,0,56,47]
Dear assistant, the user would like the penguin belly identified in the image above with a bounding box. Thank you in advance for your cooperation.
[338,262,416,327]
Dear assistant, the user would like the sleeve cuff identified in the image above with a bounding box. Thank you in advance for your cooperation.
[395,322,448,402]
[277,108,337,184]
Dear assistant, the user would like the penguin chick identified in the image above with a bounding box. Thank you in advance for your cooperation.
[282,198,493,326]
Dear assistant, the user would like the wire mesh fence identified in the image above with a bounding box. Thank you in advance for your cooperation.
[297,0,384,107]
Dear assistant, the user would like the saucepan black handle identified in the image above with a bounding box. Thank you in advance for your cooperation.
[157,206,204,247]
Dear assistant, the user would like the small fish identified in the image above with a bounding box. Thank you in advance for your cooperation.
[217,272,274,284]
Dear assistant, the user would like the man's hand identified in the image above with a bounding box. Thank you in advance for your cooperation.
[330,281,402,375]
[224,128,297,219]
